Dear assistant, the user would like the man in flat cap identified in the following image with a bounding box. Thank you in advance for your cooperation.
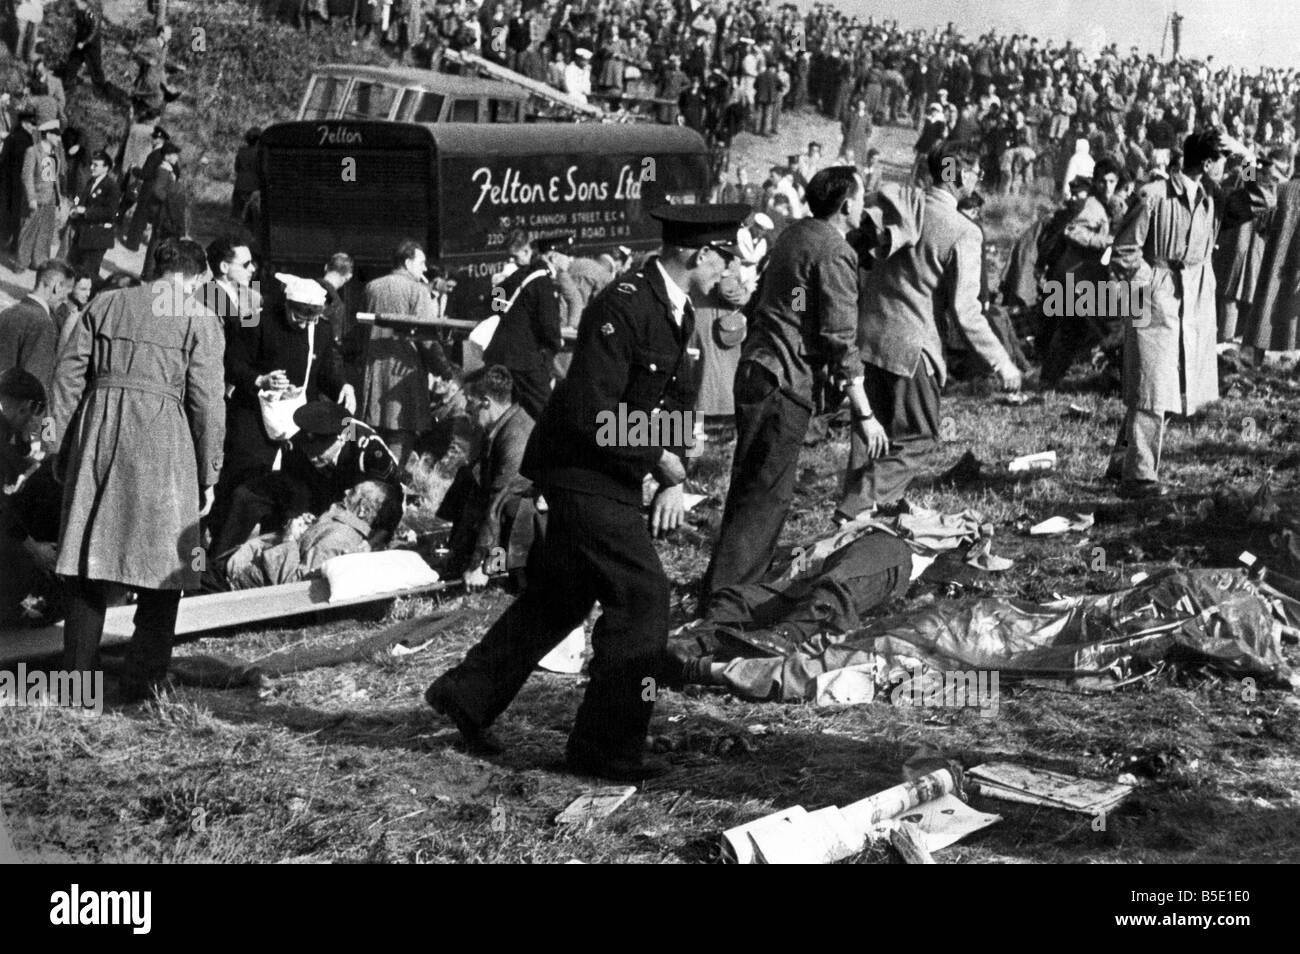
[484,233,572,421]
[426,203,750,781]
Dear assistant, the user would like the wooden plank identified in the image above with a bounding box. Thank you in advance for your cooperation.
[441,49,604,119]
[357,311,576,341]
[0,581,444,667]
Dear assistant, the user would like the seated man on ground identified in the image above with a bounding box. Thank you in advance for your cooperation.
[218,480,402,590]
[437,365,538,590]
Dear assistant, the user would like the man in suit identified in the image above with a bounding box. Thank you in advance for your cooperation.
[359,240,455,468]
[483,233,571,420]
[838,143,1022,521]
[142,142,187,280]
[0,259,72,393]
[754,59,780,137]
[426,204,751,781]
[319,252,365,385]
[198,236,259,337]
[703,168,877,604]
[68,151,120,280]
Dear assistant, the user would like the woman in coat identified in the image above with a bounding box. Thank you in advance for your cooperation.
[209,274,351,552]
[17,120,61,270]
[50,239,224,699]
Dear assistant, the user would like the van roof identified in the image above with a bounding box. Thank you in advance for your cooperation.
[423,123,709,158]
[309,63,528,101]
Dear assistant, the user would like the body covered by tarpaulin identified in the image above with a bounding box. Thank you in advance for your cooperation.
[689,567,1294,703]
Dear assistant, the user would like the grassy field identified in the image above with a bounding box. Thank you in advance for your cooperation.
[2,7,1299,863]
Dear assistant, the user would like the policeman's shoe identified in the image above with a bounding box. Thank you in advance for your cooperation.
[424,678,503,755]
[1119,480,1168,500]
[565,742,668,782]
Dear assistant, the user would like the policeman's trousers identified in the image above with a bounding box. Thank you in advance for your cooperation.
[437,486,671,760]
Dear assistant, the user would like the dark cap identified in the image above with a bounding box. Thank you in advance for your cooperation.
[534,232,575,255]
[0,367,46,406]
[292,400,348,457]
[650,203,751,256]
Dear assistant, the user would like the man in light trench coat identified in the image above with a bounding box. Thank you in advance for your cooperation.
[1107,129,1226,498]
[49,238,224,701]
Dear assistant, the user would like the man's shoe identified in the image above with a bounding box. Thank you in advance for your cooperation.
[424,679,503,755]
[565,744,668,782]
[1119,480,1168,500]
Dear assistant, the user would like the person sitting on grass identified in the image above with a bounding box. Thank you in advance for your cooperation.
[437,365,536,591]
[216,480,402,591]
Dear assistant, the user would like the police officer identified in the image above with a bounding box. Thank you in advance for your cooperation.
[483,233,572,420]
[426,204,751,781]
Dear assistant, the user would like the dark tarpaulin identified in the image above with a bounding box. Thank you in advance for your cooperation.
[677,563,1294,703]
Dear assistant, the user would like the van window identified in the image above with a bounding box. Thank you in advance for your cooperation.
[450,98,480,122]
[412,92,446,123]
[302,76,349,119]
[489,99,519,123]
[343,81,401,119]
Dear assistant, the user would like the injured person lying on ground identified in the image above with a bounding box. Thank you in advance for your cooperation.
[209,480,404,590]
[667,516,1298,703]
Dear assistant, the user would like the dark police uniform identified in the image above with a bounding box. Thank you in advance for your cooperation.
[427,204,750,776]
[483,236,568,421]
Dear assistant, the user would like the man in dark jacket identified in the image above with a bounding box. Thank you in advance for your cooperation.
[123,125,169,250]
[703,168,878,605]
[0,111,37,250]
[483,233,570,420]
[68,151,120,280]
[142,142,187,280]
[0,260,72,393]
[441,364,535,588]
[199,235,260,337]
[425,204,750,781]
[61,0,110,93]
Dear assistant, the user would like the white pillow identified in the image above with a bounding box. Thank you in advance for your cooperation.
[321,551,440,603]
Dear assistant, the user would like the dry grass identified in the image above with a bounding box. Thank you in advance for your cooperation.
[6,365,1300,864]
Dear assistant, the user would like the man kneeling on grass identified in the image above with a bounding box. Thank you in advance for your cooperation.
[216,480,401,590]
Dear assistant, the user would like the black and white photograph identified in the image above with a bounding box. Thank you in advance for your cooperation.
[0,0,1292,899]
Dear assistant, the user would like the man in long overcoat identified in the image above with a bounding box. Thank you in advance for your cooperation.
[359,240,454,468]
[48,238,224,700]
[1107,130,1225,498]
